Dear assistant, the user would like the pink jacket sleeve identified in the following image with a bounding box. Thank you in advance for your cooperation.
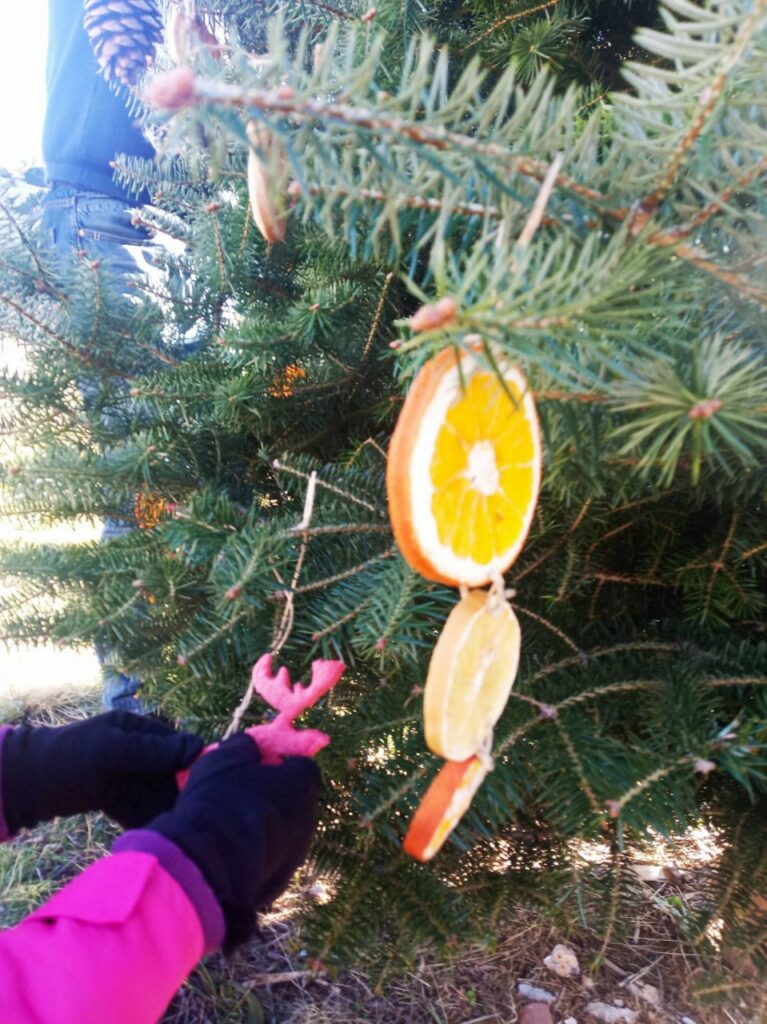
[0,729,225,1024]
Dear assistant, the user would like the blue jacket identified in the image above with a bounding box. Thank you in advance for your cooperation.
[44,0,156,202]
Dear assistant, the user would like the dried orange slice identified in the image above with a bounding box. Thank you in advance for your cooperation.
[424,588,520,760]
[387,345,541,587]
[403,754,489,862]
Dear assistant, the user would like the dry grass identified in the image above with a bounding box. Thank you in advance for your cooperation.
[162,894,764,1024]
[162,860,764,1024]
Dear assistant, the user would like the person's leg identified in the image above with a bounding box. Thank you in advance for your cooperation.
[42,186,151,711]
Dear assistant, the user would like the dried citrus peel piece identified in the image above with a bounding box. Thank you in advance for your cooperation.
[403,746,493,862]
[424,588,521,761]
[387,345,541,587]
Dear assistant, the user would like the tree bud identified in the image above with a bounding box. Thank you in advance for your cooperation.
[145,66,198,110]
[409,296,458,333]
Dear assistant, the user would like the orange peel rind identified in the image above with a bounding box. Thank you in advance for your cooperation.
[403,750,492,862]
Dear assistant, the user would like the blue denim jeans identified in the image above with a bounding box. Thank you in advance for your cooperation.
[42,185,151,711]
[42,184,152,289]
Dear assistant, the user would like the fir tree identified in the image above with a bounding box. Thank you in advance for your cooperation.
[1,0,767,994]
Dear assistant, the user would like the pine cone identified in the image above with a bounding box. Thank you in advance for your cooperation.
[83,0,163,88]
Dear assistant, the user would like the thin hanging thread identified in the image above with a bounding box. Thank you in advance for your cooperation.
[224,471,318,738]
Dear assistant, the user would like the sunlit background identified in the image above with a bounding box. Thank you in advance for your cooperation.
[0,3,47,170]
[0,3,102,708]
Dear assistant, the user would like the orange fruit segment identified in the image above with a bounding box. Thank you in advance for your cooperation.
[424,589,520,761]
[387,345,541,587]
[403,755,489,862]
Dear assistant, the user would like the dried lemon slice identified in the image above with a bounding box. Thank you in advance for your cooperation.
[387,346,541,587]
[424,588,520,760]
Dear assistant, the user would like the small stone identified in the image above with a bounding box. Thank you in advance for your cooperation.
[544,944,580,978]
[628,981,660,1008]
[521,1004,554,1024]
[560,1018,578,1024]
[585,1002,637,1024]
[581,976,596,990]
[681,1018,698,1024]
[518,982,556,1004]
[613,1000,624,1008]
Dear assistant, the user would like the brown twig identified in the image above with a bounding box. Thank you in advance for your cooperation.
[291,545,395,594]
[288,522,390,537]
[534,389,607,404]
[301,182,503,219]
[515,152,563,252]
[513,602,581,653]
[513,498,592,583]
[0,292,124,376]
[642,0,767,210]
[469,0,562,49]
[703,511,739,619]
[741,540,767,563]
[660,243,767,311]
[311,599,369,641]
[529,641,680,686]
[191,80,620,217]
[360,271,394,367]
[554,718,602,815]
[592,572,670,587]
[0,199,65,300]
[272,458,381,512]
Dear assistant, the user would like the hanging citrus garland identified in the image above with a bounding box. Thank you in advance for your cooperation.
[386,307,542,861]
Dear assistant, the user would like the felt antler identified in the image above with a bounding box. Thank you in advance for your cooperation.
[245,654,346,764]
[176,653,346,786]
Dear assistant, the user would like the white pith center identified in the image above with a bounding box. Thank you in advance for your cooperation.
[467,440,500,496]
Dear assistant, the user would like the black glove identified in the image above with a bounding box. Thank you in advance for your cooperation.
[1,711,203,833]
[146,734,321,952]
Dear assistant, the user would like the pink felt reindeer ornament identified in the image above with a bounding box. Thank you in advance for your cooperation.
[177,654,345,787]
[245,654,345,763]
